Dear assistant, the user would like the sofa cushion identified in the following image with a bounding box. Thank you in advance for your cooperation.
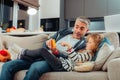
[91,37,111,61]
[0,34,48,50]
[14,70,27,80]
[103,32,119,48]
[93,43,114,71]
[40,71,108,80]
[8,43,23,60]
[102,47,120,71]
[0,38,4,50]
[91,32,119,61]
[14,70,108,80]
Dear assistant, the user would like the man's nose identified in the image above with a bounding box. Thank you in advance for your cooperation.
[77,29,81,33]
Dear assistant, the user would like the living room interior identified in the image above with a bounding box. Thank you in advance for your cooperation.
[0,0,120,80]
[0,0,120,34]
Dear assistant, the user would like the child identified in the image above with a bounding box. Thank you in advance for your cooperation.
[12,33,104,71]
[56,33,104,71]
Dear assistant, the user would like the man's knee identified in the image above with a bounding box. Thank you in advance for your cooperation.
[3,61,11,68]
[2,61,13,72]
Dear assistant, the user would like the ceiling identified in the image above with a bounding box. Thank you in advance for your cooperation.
[0,0,28,11]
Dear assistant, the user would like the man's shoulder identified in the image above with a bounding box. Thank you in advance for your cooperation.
[58,28,73,34]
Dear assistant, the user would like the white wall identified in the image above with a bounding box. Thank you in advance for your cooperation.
[40,0,60,18]
[28,0,40,32]
[29,11,40,31]
[104,14,120,31]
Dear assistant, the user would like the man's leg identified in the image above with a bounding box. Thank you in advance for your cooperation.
[0,60,32,80]
[22,48,64,71]
[24,61,52,80]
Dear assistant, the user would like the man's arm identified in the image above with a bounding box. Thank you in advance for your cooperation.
[42,28,70,49]
[42,32,59,49]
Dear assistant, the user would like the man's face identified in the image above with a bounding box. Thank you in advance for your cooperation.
[73,20,88,39]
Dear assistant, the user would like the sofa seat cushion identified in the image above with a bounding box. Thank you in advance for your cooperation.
[14,70,108,80]
[40,71,108,80]
[14,70,27,80]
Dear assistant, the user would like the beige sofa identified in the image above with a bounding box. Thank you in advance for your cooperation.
[0,32,120,80]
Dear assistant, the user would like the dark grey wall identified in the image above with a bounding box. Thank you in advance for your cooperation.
[0,4,10,24]
[64,0,84,19]
[84,0,107,17]
[108,0,120,15]
[64,0,120,19]
[59,0,66,30]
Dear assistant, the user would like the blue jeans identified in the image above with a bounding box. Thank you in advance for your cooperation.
[0,60,52,80]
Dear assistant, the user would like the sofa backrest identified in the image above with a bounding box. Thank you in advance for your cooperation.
[103,32,119,48]
[0,32,119,50]
[0,34,49,50]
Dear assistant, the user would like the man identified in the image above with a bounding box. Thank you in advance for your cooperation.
[0,16,90,80]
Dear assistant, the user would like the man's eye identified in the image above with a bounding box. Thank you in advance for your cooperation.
[80,27,85,30]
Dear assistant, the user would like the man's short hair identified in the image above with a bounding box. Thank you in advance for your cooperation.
[76,16,90,28]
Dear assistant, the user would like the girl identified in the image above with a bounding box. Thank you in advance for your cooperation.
[57,33,104,71]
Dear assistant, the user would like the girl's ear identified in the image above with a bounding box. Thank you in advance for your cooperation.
[86,29,89,33]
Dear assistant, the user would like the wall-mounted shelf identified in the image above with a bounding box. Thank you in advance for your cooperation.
[41,18,59,31]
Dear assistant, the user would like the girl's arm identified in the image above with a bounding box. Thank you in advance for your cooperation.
[68,50,93,62]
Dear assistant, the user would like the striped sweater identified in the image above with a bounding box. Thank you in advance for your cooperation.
[59,49,93,71]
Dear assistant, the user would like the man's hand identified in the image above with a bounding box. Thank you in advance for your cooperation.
[46,39,59,55]
[46,39,57,51]
[46,39,53,49]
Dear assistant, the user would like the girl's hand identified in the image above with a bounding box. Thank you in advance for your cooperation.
[46,39,52,49]
[75,61,83,66]
[46,39,58,51]
[60,42,72,50]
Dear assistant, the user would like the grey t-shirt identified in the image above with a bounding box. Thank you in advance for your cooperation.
[56,34,79,54]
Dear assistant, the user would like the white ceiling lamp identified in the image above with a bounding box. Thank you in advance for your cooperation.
[27,7,37,15]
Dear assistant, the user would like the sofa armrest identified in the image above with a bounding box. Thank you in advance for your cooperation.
[107,58,120,80]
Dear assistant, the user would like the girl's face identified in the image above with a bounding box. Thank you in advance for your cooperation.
[86,37,96,51]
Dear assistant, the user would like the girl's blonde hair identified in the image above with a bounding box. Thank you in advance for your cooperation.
[86,33,104,55]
